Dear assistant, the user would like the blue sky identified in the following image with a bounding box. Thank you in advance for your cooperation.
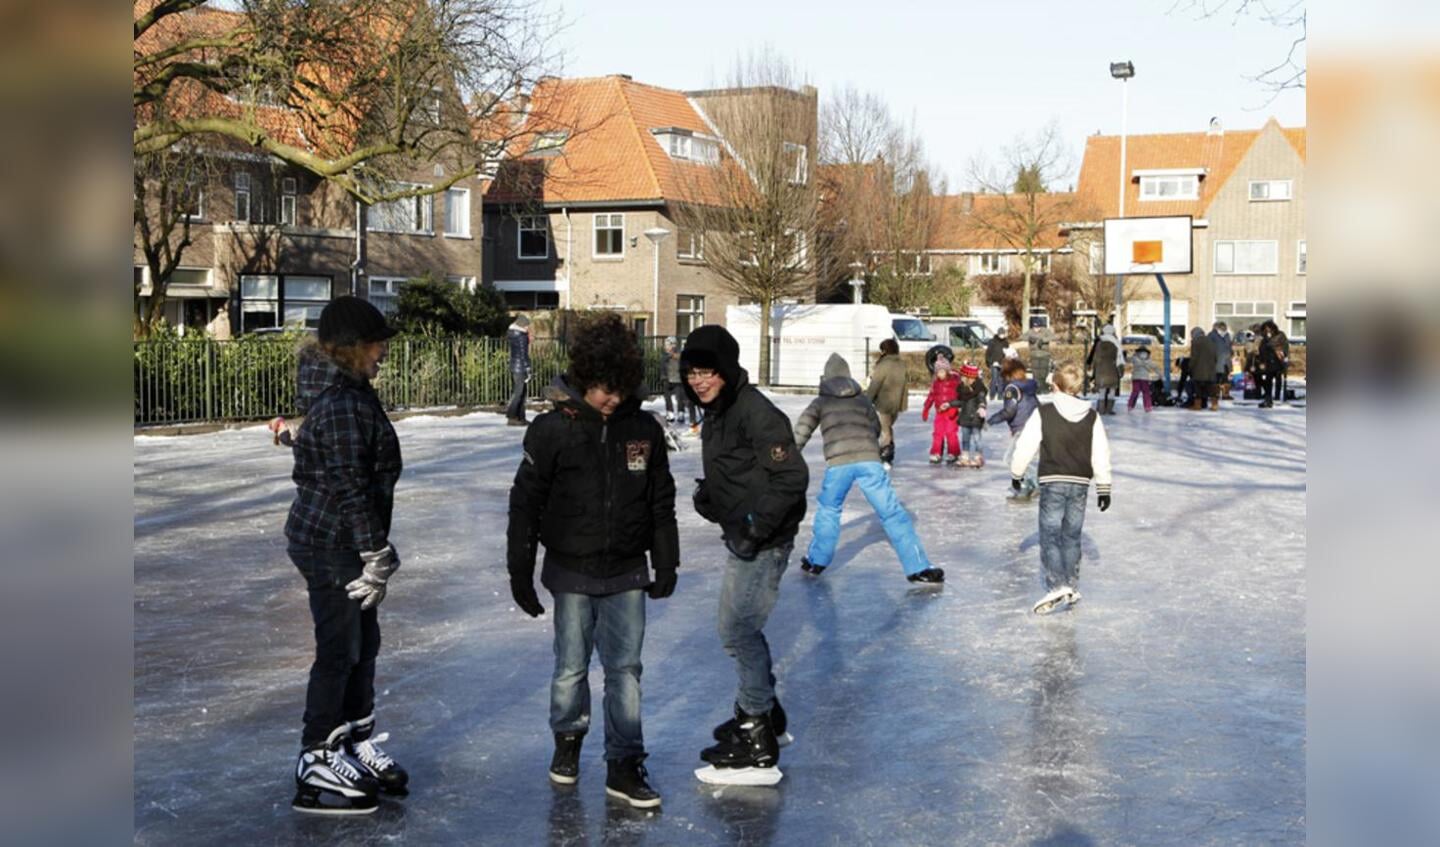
[548,0,1307,190]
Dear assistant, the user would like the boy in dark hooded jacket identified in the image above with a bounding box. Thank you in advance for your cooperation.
[793,354,943,583]
[988,358,1041,501]
[506,313,679,809]
[682,324,808,787]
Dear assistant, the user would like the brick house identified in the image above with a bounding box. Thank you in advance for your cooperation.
[481,74,818,338]
[1070,118,1306,339]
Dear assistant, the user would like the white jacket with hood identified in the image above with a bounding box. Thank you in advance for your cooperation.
[1009,392,1113,495]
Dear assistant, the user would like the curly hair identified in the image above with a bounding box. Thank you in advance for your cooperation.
[1001,357,1029,380]
[567,312,645,395]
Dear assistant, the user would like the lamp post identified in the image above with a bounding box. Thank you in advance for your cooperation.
[848,261,866,304]
[1109,60,1135,326]
[643,227,670,337]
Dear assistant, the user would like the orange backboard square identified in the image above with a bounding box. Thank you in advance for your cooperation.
[1132,241,1164,264]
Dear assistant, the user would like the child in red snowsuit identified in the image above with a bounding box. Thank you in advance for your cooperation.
[921,356,962,465]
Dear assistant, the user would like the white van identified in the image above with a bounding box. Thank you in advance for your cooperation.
[888,313,937,353]
[726,304,896,386]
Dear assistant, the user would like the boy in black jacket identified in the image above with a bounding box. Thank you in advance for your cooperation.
[682,325,809,787]
[506,313,679,809]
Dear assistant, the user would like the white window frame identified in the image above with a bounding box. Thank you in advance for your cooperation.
[367,184,433,235]
[177,183,205,222]
[532,131,568,152]
[784,142,808,185]
[1214,240,1279,275]
[517,215,550,260]
[239,274,279,332]
[1249,180,1293,202]
[1088,242,1105,275]
[593,213,624,259]
[1026,252,1051,274]
[282,275,331,328]
[677,228,703,261]
[443,187,470,238]
[1212,300,1277,330]
[1297,239,1306,275]
[1139,174,1199,201]
[676,294,705,337]
[280,177,297,226]
[233,172,251,222]
[669,134,691,160]
[368,276,408,315]
[445,275,476,290]
[975,253,1007,275]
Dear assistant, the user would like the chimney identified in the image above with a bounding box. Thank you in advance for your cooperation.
[961,192,974,214]
[1207,117,1223,136]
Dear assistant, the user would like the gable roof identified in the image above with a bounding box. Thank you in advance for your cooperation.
[1074,118,1306,219]
[925,192,1082,251]
[483,75,738,207]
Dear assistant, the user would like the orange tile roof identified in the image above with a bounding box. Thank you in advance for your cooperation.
[484,75,737,206]
[1074,118,1306,220]
[925,192,1084,251]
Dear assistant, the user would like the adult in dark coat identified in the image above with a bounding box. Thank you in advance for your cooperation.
[1187,326,1219,410]
[505,314,532,424]
[1086,324,1124,415]
[984,328,1009,399]
[864,338,908,465]
[1208,321,1235,400]
[1255,320,1289,408]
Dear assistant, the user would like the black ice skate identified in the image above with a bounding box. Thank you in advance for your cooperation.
[711,699,793,749]
[907,567,945,584]
[1032,585,1078,615]
[346,714,409,796]
[293,724,380,815]
[549,731,584,785]
[695,709,783,786]
[605,755,661,808]
[800,556,826,577]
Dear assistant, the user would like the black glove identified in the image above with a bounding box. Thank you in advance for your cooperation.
[648,569,677,600]
[724,515,762,562]
[1012,478,1022,492]
[510,577,545,617]
[692,478,717,522]
[1097,493,1111,512]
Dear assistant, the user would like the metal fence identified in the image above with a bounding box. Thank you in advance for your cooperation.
[134,334,674,428]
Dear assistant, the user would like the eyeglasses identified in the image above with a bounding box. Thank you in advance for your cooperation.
[685,368,718,383]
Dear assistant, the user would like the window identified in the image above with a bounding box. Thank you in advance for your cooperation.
[1213,301,1276,333]
[531,131,568,152]
[657,131,720,164]
[1088,242,1105,275]
[368,185,432,234]
[421,88,442,124]
[280,177,297,226]
[1249,180,1293,202]
[240,275,279,332]
[975,253,1007,275]
[233,173,251,222]
[174,182,204,221]
[1297,240,1306,274]
[368,276,407,315]
[783,142,808,184]
[1214,240,1278,275]
[669,134,691,160]
[283,276,331,328]
[1139,174,1199,200]
[1287,301,1306,339]
[632,317,648,337]
[502,290,560,310]
[445,275,476,290]
[1027,252,1051,274]
[594,213,624,258]
[518,215,549,259]
[677,227,703,261]
[676,295,705,338]
[443,188,470,237]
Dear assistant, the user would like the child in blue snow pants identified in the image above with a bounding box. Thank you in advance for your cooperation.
[805,462,932,576]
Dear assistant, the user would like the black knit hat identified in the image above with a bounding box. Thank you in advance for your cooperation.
[319,296,398,346]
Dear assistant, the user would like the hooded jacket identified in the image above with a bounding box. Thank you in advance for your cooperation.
[1088,326,1124,389]
[987,377,1040,435]
[794,354,882,468]
[681,325,809,550]
[1188,330,1218,379]
[662,337,682,383]
[956,377,988,427]
[865,352,909,415]
[985,334,1009,367]
[1128,351,1160,383]
[1208,329,1234,374]
[1009,392,1112,494]
[507,322,531,372]
[506,374,679,594]
[922,372,961,422]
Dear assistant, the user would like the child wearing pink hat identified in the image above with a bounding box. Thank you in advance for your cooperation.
[921,355,962,465]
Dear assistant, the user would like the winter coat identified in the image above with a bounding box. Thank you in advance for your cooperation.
[865,352,909,415]
[1189,333,1218,380]
[681,325,809,551]
[285,356,403,553]
[956,378,988,427]
[662,343,682,383]
[507,324,531,372]
[922,373,961,423]
[793,354,882,468]
[1088,330,1124,390]
[984,335,1008,367]
[506,375,679,594]
[987,378,1040,435]
[1128,353,1160,383]
[1010,392,1113,494]
[1208,330,1234,375]
[1257,332,1289,374]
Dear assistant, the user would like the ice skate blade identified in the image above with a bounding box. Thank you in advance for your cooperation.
[694,764,783,786]
[777,731,794,748]
[549,770,578,785]
[605,786,663,808]
[292,791,379,816]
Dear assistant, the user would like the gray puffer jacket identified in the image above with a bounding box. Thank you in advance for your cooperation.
[794,354,882,468]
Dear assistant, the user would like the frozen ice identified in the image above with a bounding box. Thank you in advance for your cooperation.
[134,393,1306,845]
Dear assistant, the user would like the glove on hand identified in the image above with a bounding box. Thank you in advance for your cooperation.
[724,515,762,562]
[1097,493,1111,512]
[347,544,400,610]
[510,578,545,617]
[693,478,720,523]
[1011,478,1022,492]
[648,569,677,600]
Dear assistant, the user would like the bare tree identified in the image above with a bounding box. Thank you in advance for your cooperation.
[132,136,216,336]
[671,49,818,385]
[967,122,1085,332]
[1169,0,1306,97]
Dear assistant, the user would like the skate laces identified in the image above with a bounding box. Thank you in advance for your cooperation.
[321,746,364,781]
[355,732,394,770]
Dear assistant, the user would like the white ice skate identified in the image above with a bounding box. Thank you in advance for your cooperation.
[694,764,784,786]
[1032,586,1077,615]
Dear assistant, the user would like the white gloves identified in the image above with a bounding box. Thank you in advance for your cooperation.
[347,544,401,610]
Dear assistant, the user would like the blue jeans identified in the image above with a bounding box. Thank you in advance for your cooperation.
[989,364,1003,399]
[550,589,646,760]
[506,367,529,421]
[806,462,932,576]
[1038,482,1089,590]
[288,545,379,748]
[961,425,982,454]
[718,544,791,716]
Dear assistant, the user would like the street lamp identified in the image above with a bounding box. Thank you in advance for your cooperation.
[847,261,866,304]
[643,227,670,336]
[1110,60,1135,326]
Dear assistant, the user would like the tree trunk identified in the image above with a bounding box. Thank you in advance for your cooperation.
[1021,266,1032,336]
[757,293,773,387]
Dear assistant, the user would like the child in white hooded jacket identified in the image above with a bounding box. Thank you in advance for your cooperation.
[1009,361,1112,614]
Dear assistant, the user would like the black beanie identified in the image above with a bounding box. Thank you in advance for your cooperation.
[319,296,398,346]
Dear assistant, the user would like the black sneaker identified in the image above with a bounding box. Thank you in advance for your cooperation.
[605,756,661,808]
[907,567,945,584]
[799,557,826,576]
[549,732,584,785]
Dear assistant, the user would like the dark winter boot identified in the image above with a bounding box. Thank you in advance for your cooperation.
[605,755,661,808]
[712,699,792,748]
[345,714,409,796]
[907,567,946,584]
[799,557,826,577]
[549,731,584,785]
[696,709,783,786]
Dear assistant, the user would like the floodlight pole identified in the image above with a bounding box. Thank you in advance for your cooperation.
[643,227,671,335]
[1110,60,1134,328]
[1157,272,1173,397]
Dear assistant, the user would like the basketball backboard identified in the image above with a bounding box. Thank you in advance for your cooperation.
[1103,215,1194,275]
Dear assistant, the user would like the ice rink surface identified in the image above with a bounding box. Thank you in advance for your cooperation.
[134,392,1306,845]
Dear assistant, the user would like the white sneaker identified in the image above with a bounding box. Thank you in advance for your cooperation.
[1032,586,1076,615]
